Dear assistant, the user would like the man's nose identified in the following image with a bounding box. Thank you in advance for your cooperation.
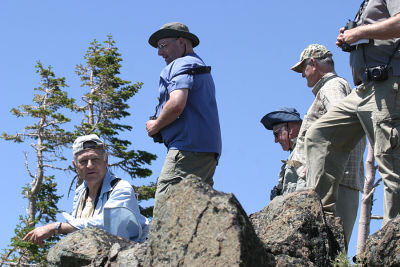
[87,160,94,168]
[158,49,163,56]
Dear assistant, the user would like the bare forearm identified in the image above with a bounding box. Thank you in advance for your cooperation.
[356,13,400,40]
[146,89,188,136]
[59,222,78,235]
[337,13,400,47]
[156,99,185,129]
[23,222,77,247]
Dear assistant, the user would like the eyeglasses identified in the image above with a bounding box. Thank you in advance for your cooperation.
[157,38,178,50]
[273,124,288,139]
[273,129,283,139]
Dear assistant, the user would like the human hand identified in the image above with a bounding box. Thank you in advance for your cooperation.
[336,26,361,47]
[146,119,160,137]
[336,27,346,47]
[23,223,54,248]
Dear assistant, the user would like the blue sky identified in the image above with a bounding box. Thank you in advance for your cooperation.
[0,0,385,259]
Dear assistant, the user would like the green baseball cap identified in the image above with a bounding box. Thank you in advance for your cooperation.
[291,44,332,73]
[148,22,200,48]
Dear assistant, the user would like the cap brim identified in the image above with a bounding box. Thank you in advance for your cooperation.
[148,29,200,48]
[260,115,274,130]
[290,59,305,73]
[261,111,302,130]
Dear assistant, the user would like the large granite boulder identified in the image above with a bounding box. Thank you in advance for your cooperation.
[47,178,356,267]
[249,190,346,266]
[143,175,275,266]
[357,215,400,266]
[47,176,275,266]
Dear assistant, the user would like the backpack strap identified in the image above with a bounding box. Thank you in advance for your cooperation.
[171,66,211,79]
[107,178,121,200]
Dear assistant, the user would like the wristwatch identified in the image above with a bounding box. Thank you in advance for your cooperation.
[54,222,62,235]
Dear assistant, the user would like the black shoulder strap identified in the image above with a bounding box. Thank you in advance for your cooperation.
[107,178,121,200]
[171,66,211,79]
[354,0,368,23]
[152,66,212,118]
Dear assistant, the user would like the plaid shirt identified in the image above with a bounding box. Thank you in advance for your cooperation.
[292,72,366,191]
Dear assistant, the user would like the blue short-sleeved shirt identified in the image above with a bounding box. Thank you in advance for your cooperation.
[157,53,222,156]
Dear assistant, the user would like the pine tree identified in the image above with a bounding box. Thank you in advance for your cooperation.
[74,35,157,216]
[1,62,75,265]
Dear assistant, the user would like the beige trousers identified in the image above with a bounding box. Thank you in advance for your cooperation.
[306,73,400,226]
[336,185,359,249]
[154,150,217,208]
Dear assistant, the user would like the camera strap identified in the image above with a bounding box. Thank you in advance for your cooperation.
[152,66,212,118]
[362,35,400,70]
[354,0,369,23]
[358,0,400,70]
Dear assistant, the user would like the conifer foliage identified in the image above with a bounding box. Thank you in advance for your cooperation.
[74,35,157,215]
[1,36,157,266]
[1,62,75,265]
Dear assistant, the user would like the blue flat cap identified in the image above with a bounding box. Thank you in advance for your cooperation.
[261,107,302,130]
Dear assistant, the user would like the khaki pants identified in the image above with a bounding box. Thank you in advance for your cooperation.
[154,150,217,208]
[336,185,359,249]
[306,73,400,225]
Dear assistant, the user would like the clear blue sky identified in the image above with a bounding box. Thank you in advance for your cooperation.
[0,0,385,259]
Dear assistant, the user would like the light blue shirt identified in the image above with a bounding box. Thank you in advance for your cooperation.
[62,169,149,243]
[158,53,222,156]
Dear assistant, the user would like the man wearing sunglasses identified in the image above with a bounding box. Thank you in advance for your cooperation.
[261,107,302,200]
[146,22,222,211]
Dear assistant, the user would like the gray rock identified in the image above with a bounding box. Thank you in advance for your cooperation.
[47,227,135,267]
[357,215,400,266]
[249,190,345,266]
[275,254,316,267]
[111,242,147,267]
[143,175,275,267]
[48,180,353,267]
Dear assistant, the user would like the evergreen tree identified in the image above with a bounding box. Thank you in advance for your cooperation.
[1,62,75,265]
[74,35,157,216]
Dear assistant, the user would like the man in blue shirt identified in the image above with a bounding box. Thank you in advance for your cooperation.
[23,134,148,247]
[146,22,222,209]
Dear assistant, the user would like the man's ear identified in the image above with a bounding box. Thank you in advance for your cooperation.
[72,160,76,169]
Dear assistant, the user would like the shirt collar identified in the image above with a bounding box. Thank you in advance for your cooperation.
[312,72,337,96]
[290,137,297,151]
[82,168,114,194]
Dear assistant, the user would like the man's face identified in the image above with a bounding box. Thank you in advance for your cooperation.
[302,59,320,87]
[157,37,182,65]
[272,123,291,151]
[73,149,108,186]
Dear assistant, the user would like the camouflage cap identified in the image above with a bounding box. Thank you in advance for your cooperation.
[72,134,104,156]
[291,44,332,73]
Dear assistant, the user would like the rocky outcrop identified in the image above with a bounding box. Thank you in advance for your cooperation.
[48,177,370,266]
[143,175,275,267]
[47,176,275,266]
[249,190,345,266]
[357,215,400,266]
